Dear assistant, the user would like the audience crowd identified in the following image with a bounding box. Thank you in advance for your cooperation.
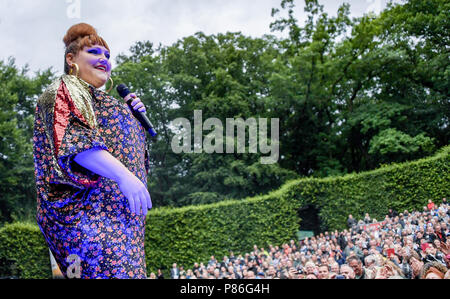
[150,198,450,279]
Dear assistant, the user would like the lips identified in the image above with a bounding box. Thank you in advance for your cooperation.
[95,65,107,72]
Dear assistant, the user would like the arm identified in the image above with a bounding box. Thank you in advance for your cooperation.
[74,149,133,183]
[74,149,152,216]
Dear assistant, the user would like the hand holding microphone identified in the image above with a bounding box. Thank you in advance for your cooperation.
[128,94,146,113]
[117,84,157,137]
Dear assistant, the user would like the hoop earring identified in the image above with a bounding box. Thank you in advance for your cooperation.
[106,77,114,93]
[69,63,80,78]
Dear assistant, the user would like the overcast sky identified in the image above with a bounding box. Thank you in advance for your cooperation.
[0,0,392,75]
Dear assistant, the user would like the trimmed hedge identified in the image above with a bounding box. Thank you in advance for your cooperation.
[144,186,299,274]
[1,146,449,278]
[0,222,51,279]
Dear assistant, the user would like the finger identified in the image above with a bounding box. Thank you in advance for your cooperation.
[126,93,137,102]
[128,195,136,214]
[134,194,142,216]
[138,107,146,113]
[133,103,144,110]
[141,191,148,216]
[131,98,141,107]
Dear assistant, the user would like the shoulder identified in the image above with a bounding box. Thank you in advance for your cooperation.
[37,77,63,108]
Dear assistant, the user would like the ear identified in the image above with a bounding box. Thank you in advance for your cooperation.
[66,52,76,67]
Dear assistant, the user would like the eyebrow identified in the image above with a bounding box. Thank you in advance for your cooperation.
[87,47,110,56]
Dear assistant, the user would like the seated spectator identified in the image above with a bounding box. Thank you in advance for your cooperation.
[339,264,355,279]
[388,208,398,219]
[427,199,435,212]
[445,270,450,279]
[179,266,186,278]
[305,273,318,279]
[364,255,376,270]
[317,264,330,279]
[208,255,217,267]
[344,241,363,261]
[420,261,448,279]
[157,269,164,279]
[329,262,340,276]
[364,213,372,224]
[304,261,317,276]
[434,224,447,243]
[423,242,447,266]
[347,255,374,279]
[375,260,404,279]
[186,269,195,279]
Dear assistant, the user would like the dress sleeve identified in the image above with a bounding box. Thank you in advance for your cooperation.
[51,81,109,188]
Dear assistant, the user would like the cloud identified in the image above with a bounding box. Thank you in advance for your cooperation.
[0,0,391,75]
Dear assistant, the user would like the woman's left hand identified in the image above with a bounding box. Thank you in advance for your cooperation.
[129,93,146,113]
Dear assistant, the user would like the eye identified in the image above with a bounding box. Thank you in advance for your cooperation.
[88,48,100,55]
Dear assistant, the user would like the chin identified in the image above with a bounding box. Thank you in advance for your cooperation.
[92,76,109,89]
[86,69,109,88]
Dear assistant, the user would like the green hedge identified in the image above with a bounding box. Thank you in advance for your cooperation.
[0,222,51,279]
[1,146,449,278]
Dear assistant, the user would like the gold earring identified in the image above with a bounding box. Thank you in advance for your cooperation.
[70,63,80,78]
[106,77,114,93]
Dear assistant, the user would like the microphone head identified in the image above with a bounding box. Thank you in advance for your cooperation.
[116,84,130,98]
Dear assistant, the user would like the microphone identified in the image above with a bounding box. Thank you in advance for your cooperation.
[116,84,157,137]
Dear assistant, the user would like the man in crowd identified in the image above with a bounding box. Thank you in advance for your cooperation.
[347,255,374,279]
[318,264,330,279]
[340,264,355,279]
[347,214,357,229]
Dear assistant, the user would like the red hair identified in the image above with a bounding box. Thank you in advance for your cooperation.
[63,23,110,74]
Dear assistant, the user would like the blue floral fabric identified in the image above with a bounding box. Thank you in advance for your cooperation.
[33,78,150,279]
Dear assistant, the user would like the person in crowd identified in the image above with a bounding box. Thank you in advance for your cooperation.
[375,260,404,279]
[347,255,374,279]
[388,208,398,218]
[170,263,180,279]
[364,213,372,224]
[420,261,448,279]
[157,269,164,279]
[317,264,330,279]
[339,264,355,279]
[305,273,318,279]
[423,242,447,266]
[208,255,217,267]
[347,214,357,229]
[172,200,449,280]
[427,199,435,212]
[444,269,450,279]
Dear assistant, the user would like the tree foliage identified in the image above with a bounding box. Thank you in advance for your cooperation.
[1,146,448,278]
[0,58,53,224]
[0,0,448,220]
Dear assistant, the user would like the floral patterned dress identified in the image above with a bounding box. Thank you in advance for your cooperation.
[33,75,150,279]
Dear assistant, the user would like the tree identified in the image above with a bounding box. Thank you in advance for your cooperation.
[113,34,298,207]
[270,0,448,174]
[0,58,54,224]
